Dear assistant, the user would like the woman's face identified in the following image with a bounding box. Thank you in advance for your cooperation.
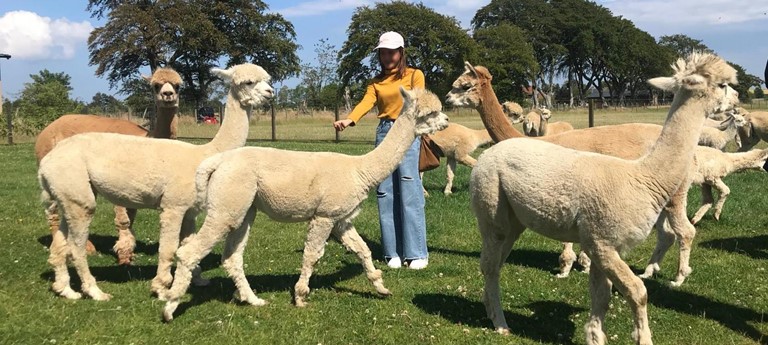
[379,48,401,70]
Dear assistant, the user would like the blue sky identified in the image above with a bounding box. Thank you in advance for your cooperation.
[1,0,766,102]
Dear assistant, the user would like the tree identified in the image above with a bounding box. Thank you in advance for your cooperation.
[658,34,713,59]
[87,0,300,108]
[338,1,477,99]
[301,38,340,108]
[727,61,762,102]
[83,92,125,114]
[15,70,83,132]
[755,87,765,99]
[473,24,538,103]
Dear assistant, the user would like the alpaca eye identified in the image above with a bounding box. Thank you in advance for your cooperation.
[244,81,254,85]
[154,85,162,92]
[719,83,727,89]
[462,85,471,90]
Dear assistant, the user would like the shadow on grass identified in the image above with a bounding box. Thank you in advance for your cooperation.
[699,234,768,260]
[429,246,561,274]
[38,234,159,260]
[413,293,584,344]
[644,279,768,344]
[172,262,374,319]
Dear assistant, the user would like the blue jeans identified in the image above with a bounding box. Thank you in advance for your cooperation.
[374,119,428,261]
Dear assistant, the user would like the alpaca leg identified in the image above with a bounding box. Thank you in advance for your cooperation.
[294,217,334,307]
[691,184,714,225]
[332,220,391,296]
[179,213,209,287]
[711,179,730,221]
[584,266,612,345]
[48,200,96,256]
[63,204,111,301]
[152,209,186,296]
[479,217,523,335]
[556,242,578,278]
[578,250,592,273]
[640,211,674,279]
[113,206,137,265]
[646,189,696,286]
[420,172,429,198]
[444,157,457,195]
[48,215,81,299]
[590,245,652,345]
[221,208,266,306]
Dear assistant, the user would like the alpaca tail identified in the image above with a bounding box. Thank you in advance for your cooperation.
[194,154,226,212]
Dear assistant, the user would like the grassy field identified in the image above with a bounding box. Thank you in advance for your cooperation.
[3,107,768,344]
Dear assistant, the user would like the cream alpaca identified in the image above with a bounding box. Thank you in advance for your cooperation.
[160,87,449,321]
[35,68,182,264]
[469,53,737,344]
[737,111,768,151]
[38,63,273,301]
[522,108,574,137]
[447,63,699,286]
[421,123,492,196]
[698,113,746,150]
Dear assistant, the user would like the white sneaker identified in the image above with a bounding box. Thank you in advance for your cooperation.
[387,257,402,268]
[408,259,428,270]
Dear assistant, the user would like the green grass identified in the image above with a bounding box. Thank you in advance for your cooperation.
[3,115,768,344]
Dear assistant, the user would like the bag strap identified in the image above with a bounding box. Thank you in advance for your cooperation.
[410,68,415,90]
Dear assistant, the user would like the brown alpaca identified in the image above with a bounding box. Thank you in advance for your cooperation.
[35,67,182,264]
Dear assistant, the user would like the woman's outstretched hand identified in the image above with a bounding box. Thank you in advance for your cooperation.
[333,119,354,131]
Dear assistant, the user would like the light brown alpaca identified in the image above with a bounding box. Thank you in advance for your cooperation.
[501,101,524,123]
[421,123,492,196]
[522,108,574,137]
[446,62,700,285]
[34,68,182,264]
[468,53,738,344]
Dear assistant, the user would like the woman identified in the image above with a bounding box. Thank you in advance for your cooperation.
[333,31,428,269]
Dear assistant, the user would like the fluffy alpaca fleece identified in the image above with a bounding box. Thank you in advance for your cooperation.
[35,67,182,264]
[522,108,574,137]
[688,147,768,224]
[160,87,449,321]
[469,53,738,344]
[447,63,698,286]
[37,63,273,301]
[737,111,768,151]
[501,101,524,123]
[698,112,746,150]
[421,123,492,196]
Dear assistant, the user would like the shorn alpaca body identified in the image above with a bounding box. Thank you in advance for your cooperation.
[35,68,182,264]
[447,62,698,286]
[37,64,273,301]
[522,108,574,137]
[698,112,746,150]
[689,147,768,224]
[422,123,492,196]
[161,87,449,321]
[469,53,737,344]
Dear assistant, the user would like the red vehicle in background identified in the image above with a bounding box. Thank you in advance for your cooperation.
[197,106,219,124]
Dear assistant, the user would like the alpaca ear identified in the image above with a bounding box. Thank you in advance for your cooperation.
[681,75,707,90]
[211,67,234,81]
[464,61,478,77]
[399,86,410,101]
[647,77,676,91]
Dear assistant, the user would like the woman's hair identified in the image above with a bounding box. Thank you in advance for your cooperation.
[376,47,408,80]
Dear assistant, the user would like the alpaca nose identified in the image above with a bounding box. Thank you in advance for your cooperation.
[162,90,174,97]
[265,88,274,98]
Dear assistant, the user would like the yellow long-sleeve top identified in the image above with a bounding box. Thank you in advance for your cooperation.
[347,67,425,124]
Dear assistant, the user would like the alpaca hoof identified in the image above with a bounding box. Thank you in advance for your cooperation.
[58,287,83,300]
[88,290,112,301]
[116,254,135,266]
[714,214,721,221]
[495,327,511,336]
[85,240,97,255]
[377,287,392,297]
[555,272,570,278]
[163,300,179,322]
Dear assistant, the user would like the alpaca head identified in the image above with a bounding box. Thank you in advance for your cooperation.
[445,61,492,107]
[211,63,274,107]
[647,52,739,114]
[522,111,541,134]
[502,101,524,123]
[143,68,182,108]
[399,86,449,135]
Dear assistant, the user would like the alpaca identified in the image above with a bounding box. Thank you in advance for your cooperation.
[522,108,574,137]
[469,53,737,344]
[35,68,182,264]
[37,63,273,301]
[446,62,701,286]
[160,87,449,321]
[421,123,492,196]
[698,112,746,150]
[737,111,768,151]
[689,147,768,224]
[501,101,524,124]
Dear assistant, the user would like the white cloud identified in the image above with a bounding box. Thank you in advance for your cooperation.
[273,0,371,18]
[0,10,93,60]
[598,0,768,27]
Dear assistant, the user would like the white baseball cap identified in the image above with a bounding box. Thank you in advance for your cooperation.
[373,31,404,51]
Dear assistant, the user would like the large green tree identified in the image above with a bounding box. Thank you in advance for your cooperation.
[87,0,300,108]
[338,1,477,99]
[473,24,538,103]
[727,61,762,102]
[15,70,83,133]
[658,34,713,59]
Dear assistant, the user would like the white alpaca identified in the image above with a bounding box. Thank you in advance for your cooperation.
[421,123,492,196]
[161,87,449,321]
[37,63,273,301]
[737,111,768,151]
[689,147,768,224]
[698,112,746,150]
[522,108,574,137]
[469,53,738,344]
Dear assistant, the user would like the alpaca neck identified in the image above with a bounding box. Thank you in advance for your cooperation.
[148,106,178,139]
[640,89,710,194]
[475,79,525,142]
[539,116,548,136]
[357,115,418,187]
[205,93,250,153]
[724,149,768,173]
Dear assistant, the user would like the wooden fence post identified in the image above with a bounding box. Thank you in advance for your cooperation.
[334,102,340,143]
[270,102,276,141]
[5,107,13,145]
[588,99,595,128]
